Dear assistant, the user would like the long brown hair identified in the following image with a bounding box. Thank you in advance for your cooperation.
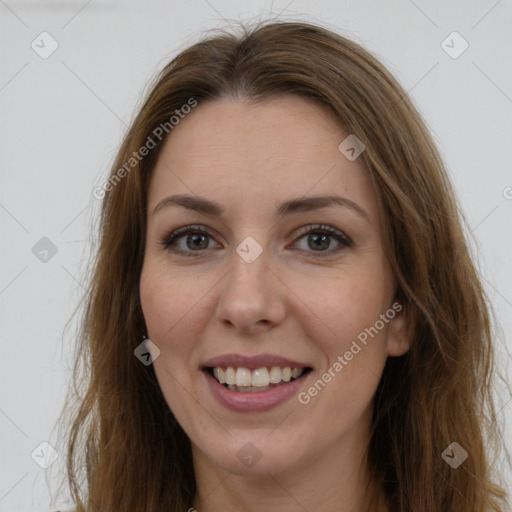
[55,20,510,511]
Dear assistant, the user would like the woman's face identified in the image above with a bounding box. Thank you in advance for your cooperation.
[140,95,410,479]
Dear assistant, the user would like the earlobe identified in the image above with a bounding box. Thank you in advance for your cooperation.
[386,304,413,357]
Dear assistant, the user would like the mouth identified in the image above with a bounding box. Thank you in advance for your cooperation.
[203,365,313,393]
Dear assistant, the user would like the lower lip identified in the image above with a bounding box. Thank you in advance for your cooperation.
[203,370,310,412]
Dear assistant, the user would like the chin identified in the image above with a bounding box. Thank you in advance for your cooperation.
[197,433,304,476]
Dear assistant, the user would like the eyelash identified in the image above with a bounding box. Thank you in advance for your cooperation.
[159,224,352,259]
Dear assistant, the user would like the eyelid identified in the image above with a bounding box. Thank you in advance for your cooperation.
[159,224,220,254]
[291,223,352,245]
[159,223,352,257]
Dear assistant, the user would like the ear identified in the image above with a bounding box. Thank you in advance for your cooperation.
[386,301,413,357]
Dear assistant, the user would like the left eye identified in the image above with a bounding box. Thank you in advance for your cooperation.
[290,224,352,257]
[160,224,352,258]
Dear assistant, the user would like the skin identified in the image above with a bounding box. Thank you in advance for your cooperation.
[139,95,412,511]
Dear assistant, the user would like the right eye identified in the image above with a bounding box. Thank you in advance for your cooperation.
[159,225,221,257]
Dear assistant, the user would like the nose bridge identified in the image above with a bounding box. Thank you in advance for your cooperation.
[215,238,285,331]
[227,239,271,302]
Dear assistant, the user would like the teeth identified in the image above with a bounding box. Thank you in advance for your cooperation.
[228,384,272,393]
[291,368,302,378]
[213,367,226,384]
[251,367,269,387]
[225,366,236,385]
[235,368,252,387]
[269,366,282,384]
[211,366,306,387]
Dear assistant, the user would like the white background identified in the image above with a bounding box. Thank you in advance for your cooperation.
[1,0,511,510]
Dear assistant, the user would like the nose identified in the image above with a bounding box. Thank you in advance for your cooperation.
[214,245,286,334]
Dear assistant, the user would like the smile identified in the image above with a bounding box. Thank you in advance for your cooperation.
[208,366,311,392]
[201,354,313,412]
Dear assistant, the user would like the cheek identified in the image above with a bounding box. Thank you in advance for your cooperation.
[291,265,391,356]
[140,264,201,357]
[139,265,204,415]
[296,274,391,428]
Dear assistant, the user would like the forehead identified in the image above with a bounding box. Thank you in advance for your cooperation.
[148,95,376,218]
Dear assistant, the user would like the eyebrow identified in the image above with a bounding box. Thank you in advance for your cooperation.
[151,194,370,222]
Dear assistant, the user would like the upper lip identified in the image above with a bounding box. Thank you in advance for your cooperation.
[202,353,311,370]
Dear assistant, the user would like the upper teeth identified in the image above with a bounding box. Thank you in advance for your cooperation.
[213,366,304,387]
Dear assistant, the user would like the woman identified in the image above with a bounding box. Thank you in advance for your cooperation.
[57,20,510,511]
